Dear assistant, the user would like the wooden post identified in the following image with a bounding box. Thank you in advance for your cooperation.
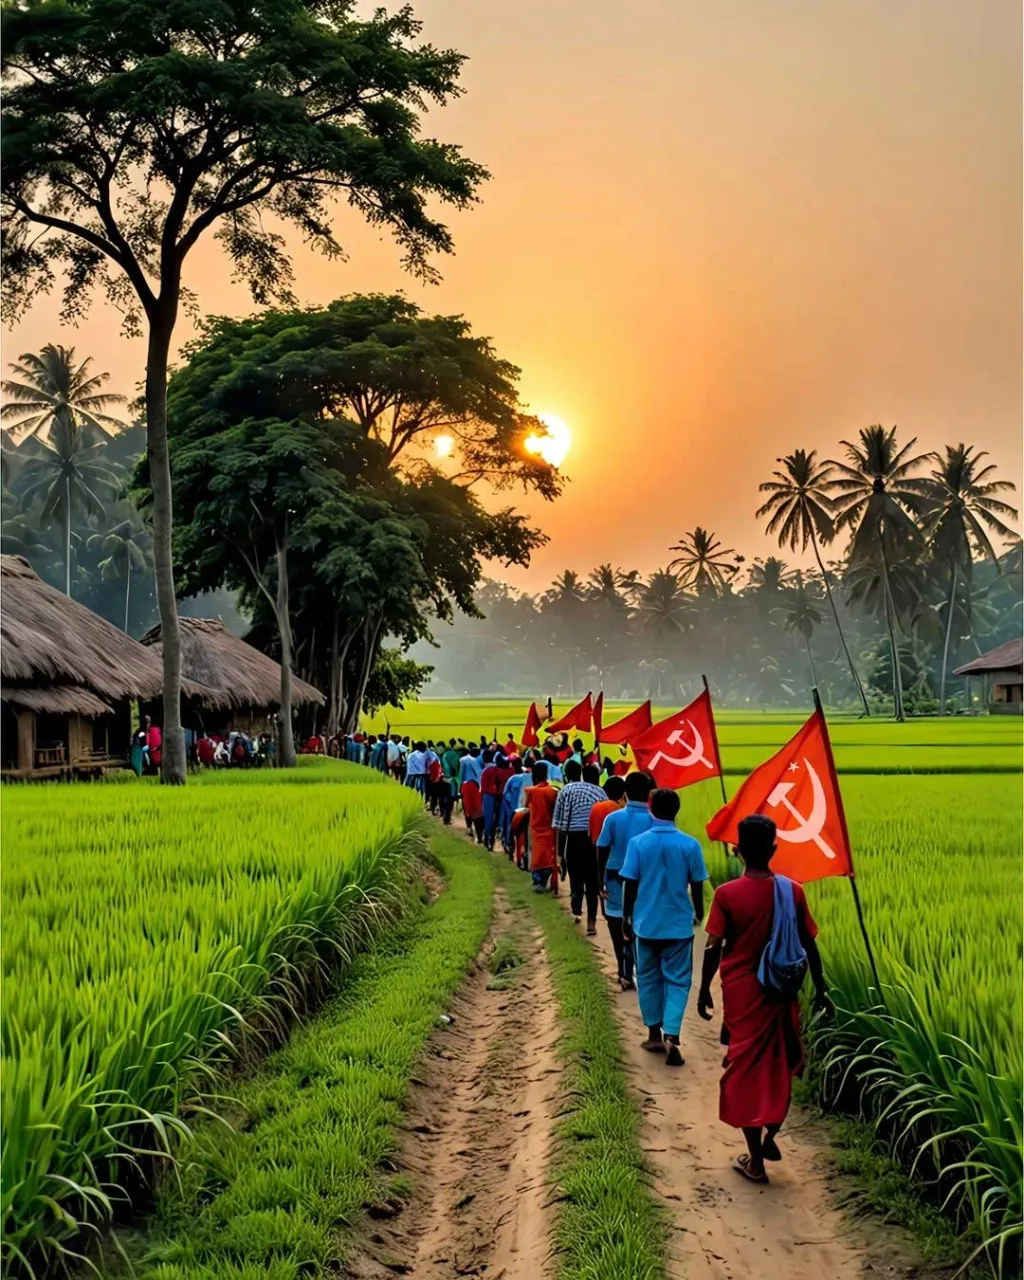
[17,710,34,773]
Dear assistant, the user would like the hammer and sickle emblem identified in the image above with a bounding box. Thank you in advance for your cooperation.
[766,759,836,859]
[647,720,714,774]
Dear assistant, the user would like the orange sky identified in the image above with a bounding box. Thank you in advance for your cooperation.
[5,0,1021,591]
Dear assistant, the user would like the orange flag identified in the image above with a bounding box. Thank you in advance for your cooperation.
[631,690,722,790]
[705,707,853,883]
[547,692,593,735]
[598,699,653,746]
[520,702,547,748]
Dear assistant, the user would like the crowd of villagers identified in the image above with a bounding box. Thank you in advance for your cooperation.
[132,716,275,774]
[330,725,834,1184]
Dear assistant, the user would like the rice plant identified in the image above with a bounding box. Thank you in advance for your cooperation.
[1,772,421,1273]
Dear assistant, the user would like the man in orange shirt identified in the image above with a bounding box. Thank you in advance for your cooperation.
[589,774,626,846]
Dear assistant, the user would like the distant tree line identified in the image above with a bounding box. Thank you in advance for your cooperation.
[417,430,1021,718]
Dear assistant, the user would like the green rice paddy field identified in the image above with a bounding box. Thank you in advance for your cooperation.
[363,699,1024,773]
[2,708,1021,1274]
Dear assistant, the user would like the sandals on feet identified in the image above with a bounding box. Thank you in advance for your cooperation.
[640,1037,666,1054]
[733,1154,769,1184]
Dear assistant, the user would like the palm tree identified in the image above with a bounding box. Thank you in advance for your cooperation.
[2,345,126,445]
[826,426,931,720]
[634,569,693,640]
[757,448,870,715]
[18,417,122,594]
[542,570,588,694]
[587,563,637,611]
[923,444,1018,713]
[668,527,740,595]
[777,572,824,687]
[88,513,154,632]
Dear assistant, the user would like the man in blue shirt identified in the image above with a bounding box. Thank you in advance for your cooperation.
[621,788,708,1067]
[596,771,655,991]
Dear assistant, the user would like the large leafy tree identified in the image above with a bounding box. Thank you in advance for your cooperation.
[2,0,487,782]
[167,416,392,765]
[757,448,870,714]
[923,444,1018,712]
[176,294,560,493]
[827,426,931,720]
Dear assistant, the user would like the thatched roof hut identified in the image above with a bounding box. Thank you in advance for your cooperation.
[954,638,1023,714]
[140,618,323,721]
[1,555,167,774]
[1,554,165,714]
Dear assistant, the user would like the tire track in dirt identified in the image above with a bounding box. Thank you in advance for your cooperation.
[346,883,561,1279]
[568,905,944,1280]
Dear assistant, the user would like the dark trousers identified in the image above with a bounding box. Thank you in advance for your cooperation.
[564,831,600,924]
[430,782,453,823]
[606,916,635,983]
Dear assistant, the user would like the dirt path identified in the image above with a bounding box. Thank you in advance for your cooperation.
[346,884,561,1279]
[574,908,944,1280]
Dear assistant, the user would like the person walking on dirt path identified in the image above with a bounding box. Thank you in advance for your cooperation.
[442,740,461,823]
[500,757,527,856]
[696,814,832,1184]
[523,760,559,891]
[621,788,708,1067]
[596,771,654,991]
[588,774,625,850]
[553,761,607,934]
[480,752,513,851]
[459,745,486,843]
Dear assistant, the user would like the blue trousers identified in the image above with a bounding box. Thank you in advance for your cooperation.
[635,937,694,1038]
[482,793,498,846]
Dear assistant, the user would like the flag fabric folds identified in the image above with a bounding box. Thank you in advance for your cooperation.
[598,699,653,746]
[705,707,853,883]
[547,692,594,735]
[520,702,547,748]
[631,690,722,790]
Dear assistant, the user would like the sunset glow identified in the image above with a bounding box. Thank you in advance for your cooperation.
[434,434,454,458]
[525,413,572,468]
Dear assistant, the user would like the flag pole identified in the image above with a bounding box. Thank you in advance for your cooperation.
[812,686,884,1004]
[702,674,729,809]
[702,673,735,867]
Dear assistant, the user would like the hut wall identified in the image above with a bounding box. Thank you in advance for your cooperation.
[1,705,21,770]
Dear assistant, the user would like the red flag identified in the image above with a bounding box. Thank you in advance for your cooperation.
[598,699,653,746]
[705,707,853,884]
[547,692,593,735]
[520,702,546,748]
[631,690,723,790]
[593,692,604,740]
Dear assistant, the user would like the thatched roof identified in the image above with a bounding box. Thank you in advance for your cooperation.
[1,685,114,716]
[1,555,165,708]
[953,639,1023,677]
[141,617,324,710]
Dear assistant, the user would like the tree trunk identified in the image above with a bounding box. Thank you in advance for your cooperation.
[810,528,869,716]
[327,617,340,737]
[939,562,958,716]
[146,314,187,784]
[344,616,384,733]
[329,619,359,737]
[124,556,132,633]
[879,542,904,721]
[64,474,72,596]
[276,534,296,768]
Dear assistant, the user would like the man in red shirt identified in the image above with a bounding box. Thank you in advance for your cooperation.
[480,752,514,851]
[697,815,831,1184]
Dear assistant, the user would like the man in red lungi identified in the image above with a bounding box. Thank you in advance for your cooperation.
[697,814,831,1184]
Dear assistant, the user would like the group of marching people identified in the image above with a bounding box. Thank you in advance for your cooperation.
[379,724,832,1186]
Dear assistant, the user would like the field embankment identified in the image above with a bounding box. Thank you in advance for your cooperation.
[1,760,423,1273]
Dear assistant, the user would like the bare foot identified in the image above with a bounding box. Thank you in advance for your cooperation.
[664,1040,684,1067]
[762,1135,782,1162]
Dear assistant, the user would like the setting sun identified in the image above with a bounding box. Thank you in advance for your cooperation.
[526,413,572,468]
[433,434,454,458]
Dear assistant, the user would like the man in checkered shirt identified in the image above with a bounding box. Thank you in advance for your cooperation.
[553,761,607,934]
